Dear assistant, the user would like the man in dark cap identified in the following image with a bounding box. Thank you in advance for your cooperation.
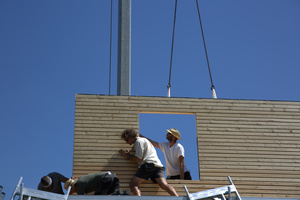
[38,172,68,194]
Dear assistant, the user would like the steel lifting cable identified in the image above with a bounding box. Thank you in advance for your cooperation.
[167,0,178,97]
[195,0,217,98]
[108,0,113,95]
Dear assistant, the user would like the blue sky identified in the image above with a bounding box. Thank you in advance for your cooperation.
[0,0,299,197]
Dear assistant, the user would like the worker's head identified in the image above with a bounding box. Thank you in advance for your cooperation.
[121,128,138,145]
[41,176,53,189]
[64,178,78,194]
[166,128,181,141]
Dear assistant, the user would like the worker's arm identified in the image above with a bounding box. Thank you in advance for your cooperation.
[62,177,68,183]
[139,134,160,148]
[119,149,141,163]
[53,172,68,183]
[178,155,185,180]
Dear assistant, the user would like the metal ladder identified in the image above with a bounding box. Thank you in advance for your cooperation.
[10,177,71,200]
[184,176,242,200]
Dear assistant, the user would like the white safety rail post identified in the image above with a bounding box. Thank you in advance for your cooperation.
[0,185,5,200]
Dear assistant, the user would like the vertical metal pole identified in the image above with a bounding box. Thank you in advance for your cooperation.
[0,192,5,200]
[117,0,131,96]
[0,186,4,200]
[228,186,232,200]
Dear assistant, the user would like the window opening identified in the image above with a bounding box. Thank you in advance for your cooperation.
[139,113,199,180]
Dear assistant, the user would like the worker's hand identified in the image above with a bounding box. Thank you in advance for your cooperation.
[119,149,129,158]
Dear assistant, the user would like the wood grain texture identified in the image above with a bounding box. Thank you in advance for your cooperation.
[73,94,300,197]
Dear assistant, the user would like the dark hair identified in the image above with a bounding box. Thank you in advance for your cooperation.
[121,128,137,139]
[41,176,51,187]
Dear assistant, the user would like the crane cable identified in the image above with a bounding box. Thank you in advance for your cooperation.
[195,0,217,98]
[167,0,178,97]
[108,0,113,95]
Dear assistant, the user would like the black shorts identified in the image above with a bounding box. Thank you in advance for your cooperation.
[95,173,119,195]
[135,163,165,183]
[167,171,192,180]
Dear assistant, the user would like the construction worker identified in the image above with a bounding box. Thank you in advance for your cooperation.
[140,128,192,180]
[63,172,128,195]
[38,172,68,194]
[119,128,178,196]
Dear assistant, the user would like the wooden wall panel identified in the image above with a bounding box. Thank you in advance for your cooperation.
[73,94,300,198]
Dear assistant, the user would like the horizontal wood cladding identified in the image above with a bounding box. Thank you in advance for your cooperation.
[73,94,300,198]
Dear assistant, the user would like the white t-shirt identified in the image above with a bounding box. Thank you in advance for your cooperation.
[134,137,163,167]
[159,142,189,176]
